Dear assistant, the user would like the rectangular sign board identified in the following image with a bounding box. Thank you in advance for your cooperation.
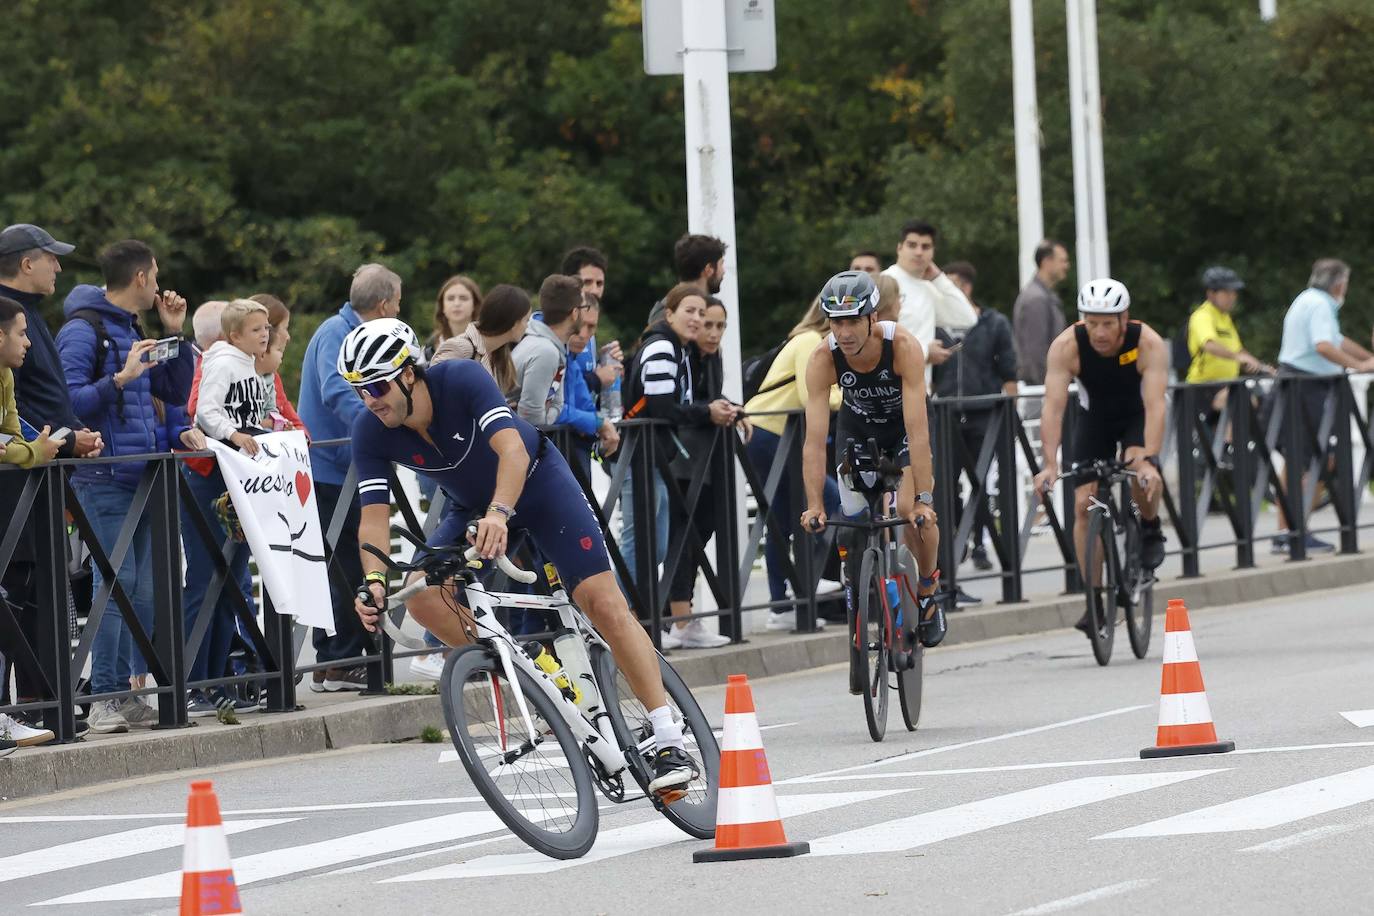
[642,0,777,75]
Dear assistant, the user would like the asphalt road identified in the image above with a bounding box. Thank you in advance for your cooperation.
[4,582,1373,915]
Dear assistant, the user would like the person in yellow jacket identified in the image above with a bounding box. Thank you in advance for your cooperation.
[743,298,842,630]
[0,296,63,469]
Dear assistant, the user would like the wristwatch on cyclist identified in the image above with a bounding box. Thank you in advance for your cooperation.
[1141,455,1162,472]
[917,491,934,506]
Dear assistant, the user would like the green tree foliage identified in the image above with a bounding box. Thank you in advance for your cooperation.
[2,0,1370,396]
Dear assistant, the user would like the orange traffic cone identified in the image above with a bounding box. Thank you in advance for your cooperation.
[1140,599,1235,759]
[694,674,809,863]
[179,781,244,915]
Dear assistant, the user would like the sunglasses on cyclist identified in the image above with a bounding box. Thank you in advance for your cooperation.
[352,379,392,399]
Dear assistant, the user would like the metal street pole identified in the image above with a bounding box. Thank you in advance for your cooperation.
[1260,0,1276,21]
[1065,0,1109,281]
[1010,0,1045,288]
[680,0,742,402]
[679,0,748,629]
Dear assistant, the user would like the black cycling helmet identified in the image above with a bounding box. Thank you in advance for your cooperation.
[819,270,879,319]
[1202,266,1245,291]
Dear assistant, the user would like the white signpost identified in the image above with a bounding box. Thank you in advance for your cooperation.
[643,0,775,630]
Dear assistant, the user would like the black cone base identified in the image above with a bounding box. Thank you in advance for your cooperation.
[1140,739,1235,759]
[693,841,811,863]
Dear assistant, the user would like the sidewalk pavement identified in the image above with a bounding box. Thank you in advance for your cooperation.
[3,505,1370,801]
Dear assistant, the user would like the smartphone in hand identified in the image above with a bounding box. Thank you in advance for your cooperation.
[141,337,181,364]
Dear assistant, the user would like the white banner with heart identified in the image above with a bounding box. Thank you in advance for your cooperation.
[207,430,335,633]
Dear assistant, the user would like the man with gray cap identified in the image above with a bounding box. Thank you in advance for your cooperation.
[0,224,102,742]
[1184,266,1267,383]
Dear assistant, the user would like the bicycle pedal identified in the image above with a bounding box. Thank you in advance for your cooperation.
[655,787,688,805]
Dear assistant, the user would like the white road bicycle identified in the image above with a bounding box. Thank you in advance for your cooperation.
[362,526,720,859]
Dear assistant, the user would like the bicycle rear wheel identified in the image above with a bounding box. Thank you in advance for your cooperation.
[1082,509,1118,667]
[1123,514,1154,659]
[592,645,719,839]
[856,547,890,742]
[440,646,598,859]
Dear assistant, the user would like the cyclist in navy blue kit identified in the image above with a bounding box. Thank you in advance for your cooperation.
[339,319,698,796]
[799,271,948,650]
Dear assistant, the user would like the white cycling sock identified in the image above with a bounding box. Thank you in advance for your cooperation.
[648,705,685,751]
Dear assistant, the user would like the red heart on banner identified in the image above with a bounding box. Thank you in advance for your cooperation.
[295,470,312,506]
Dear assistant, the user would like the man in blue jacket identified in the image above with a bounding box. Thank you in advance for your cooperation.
[297,263,402,692]
[56,239,192,735]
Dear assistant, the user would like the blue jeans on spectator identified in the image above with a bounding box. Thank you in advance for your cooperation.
[180,465,257,684]
[745,426,841,602]
[75,480,156,696]
[617,464,668,589]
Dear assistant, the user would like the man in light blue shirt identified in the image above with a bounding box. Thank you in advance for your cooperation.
[297,263,402,690]
[1272,258,1374,554]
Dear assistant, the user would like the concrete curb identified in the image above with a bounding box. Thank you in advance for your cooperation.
[3,552,1370,801]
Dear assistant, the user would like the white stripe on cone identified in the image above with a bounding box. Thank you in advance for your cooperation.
[1162,631,1198,664]
[720,713,763,752]
[1158,692,1215,727]
[182,825,234,873]
[715,784,784,826]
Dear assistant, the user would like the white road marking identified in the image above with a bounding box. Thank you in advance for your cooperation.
[778,705,1149,784]
[789,740,1374,784]
[1240,820,1372,853]
[811,770,1220,856]
[0,819,291,884]
[1340,710,1374,728]
[1006,879,1156,915]
[34,810,534,905]
[1100,764,1374,839]
[383,790,909,881]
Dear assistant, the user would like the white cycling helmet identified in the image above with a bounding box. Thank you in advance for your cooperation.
[336,318,423,386]
[1077,278,1131,314]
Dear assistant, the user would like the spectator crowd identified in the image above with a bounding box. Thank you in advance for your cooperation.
[0,213,1364,756]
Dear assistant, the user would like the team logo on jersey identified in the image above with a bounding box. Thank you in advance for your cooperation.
[580,536,593,551]
[412,453,425,466]
[1118,348,1139,366]
[840,371,857,388]
[878,369,891,380]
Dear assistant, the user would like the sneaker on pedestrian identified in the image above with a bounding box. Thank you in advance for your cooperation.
[212,690,259,715]
[0,736,15,758]
[86,699,130,734]
[953,586,982,608]
[1304,533,1336,553]
[970,546,993,572]
[322,666,370,692]
[0,712,55,747]
[765,610,826,632]
[410,652,447,681]
[118,696,161,729]
[186,691,219,718]
[662,620,730,650]
[309,670,328,693]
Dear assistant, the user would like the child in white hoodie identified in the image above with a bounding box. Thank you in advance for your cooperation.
[195,299,271,455]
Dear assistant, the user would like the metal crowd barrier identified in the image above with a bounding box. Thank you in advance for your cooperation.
[3,374,1370,743]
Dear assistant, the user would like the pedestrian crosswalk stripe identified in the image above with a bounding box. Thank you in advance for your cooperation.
[34,810,530,905]
[383,791,910,881]
[811,770,1222,856]
[0,820,292,884]
[1098,764,1374,839]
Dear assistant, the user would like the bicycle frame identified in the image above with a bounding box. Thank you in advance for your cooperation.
[385,573,627,779]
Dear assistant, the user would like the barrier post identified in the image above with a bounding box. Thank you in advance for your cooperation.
[32,465,76,742]
[148,458,190,728]
[1282,377,1308,560]
[931,400,959,591]
[1231,379,1256,569]
[1333,378,1359,554]
[1174,385,1202,578]
[997,399,1023,603]
[1060,402,1083,593]
[717,427,743,643]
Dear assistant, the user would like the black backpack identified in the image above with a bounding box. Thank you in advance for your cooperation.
[68,308,130,413]
[741,339,792,403]
[1170,322,1192,378]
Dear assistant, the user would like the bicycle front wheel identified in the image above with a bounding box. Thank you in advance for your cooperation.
[856,547,890,742]
[440,646,598,859]
[592,645,720,839]
[1123,514,1154,659]
[1082,509,1118,667]
[897,642,923,731]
